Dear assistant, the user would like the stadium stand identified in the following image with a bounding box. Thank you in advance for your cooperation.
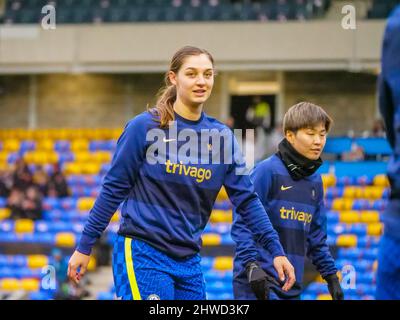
[0,130,389,299]
[1,0,332,24]
[367,0,400,19]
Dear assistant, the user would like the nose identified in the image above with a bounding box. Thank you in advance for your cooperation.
[314,135,323,146]
[196,75,206,85]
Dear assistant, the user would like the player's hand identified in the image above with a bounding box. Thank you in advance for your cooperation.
[324,274,344,300]
[67,250,91,285]
[273,256,296,292]
[245,261,270,300]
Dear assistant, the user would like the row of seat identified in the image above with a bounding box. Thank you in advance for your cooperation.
[1,137,389,156]
[2,0,331,24]
[326,198,387,211]
[0,140,117,152]
[324,137,392,156]
[325,186,389,200]
[367,0,399,19]
[327,210,380,224]
[0,128,122,140]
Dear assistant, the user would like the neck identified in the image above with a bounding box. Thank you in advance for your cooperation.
[173,98,203,121]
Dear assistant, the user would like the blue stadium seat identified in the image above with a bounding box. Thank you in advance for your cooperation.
[334,161,388,178]
[324,137,352,155]
[354,138,392,156]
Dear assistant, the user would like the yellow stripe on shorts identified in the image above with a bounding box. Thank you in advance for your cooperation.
[124,237,142,300]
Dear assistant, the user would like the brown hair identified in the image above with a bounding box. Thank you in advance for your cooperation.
[148,46,215,128]
[283,102,333,134]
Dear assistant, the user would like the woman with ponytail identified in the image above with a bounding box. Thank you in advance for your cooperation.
[67,46,295,300]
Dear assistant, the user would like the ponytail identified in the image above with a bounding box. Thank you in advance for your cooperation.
[148,76,176,128]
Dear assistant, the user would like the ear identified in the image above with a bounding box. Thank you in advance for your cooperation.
[285,130,295,144]
[168,71,177,86]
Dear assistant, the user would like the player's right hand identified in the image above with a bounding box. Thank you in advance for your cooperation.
[273,256,296,292]
[67,250,91,285]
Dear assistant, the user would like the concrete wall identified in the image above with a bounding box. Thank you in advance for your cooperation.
[284,71,378,135]
[0,20,386,73]
[0,72,226,128]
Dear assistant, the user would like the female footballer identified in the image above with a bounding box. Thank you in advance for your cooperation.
[232,102,343,300]
[67,46,295,300]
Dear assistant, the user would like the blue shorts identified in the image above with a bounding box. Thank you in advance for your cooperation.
[112,234,206,300]
[376,233,400,300]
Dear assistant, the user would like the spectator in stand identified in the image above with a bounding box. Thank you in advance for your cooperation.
[341,143,365,162]
[7,187,25,220]
[33,165,49,196]
[0,168,12,198]
[47,164,70,198]
[12,158,33,191]
[21,185,43,220]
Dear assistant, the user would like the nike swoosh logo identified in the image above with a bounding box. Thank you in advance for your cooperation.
[281,185,293,191]
[163,138,176,143]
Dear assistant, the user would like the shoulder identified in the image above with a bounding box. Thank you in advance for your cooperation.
[125,111,159,132]
[251,155,280,179]
[202,113,231,131]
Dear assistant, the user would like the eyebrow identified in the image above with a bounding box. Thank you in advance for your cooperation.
[184,67,213,72]
[306,127,326,132]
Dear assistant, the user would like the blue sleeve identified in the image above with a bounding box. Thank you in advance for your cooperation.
[231,162,274,266]
[378,75,395,149]
[224,136,284,259]
[306,181,337,278]
[77,114,148,255]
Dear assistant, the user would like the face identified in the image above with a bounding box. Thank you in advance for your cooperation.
[285,123,327,160]
[169,54,214,108]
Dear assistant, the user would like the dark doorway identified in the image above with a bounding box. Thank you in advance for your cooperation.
[229,95,276,131]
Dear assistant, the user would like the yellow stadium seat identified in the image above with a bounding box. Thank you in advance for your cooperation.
[363,186,384,199]
[71,139,89,152]
[36,139,54,151]
[15,219,35,234]
[367,223,383,236]
[55,232,76,247]
[3,139,20,152]
[321,174,336,188]
[343,186,356,199]
[213,256,233,271]
[75,152,91,163]
[209,210,232,223]
[339,211,359,224]
[63,162,79,175]
[332,198,353,211]
[315,274,325,283]
[373,174,390,187]
[0,208,11,220]
[27,255,49,269]
[336,234,357,247]
[360,211,380,224]
[21,278,40,291]
[111,212,120,222]
[112,128,124,140]
[216,187,228,201]
[82,163,101,175]
[77,197,96,211]
[94,151,112,163]
[1,278,20,291]
[202,233,221,246]
[317,294,332,300]
[0,151,9,162]
[87,256,97,272]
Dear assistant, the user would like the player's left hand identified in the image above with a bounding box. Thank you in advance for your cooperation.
[324,274,344,300]
[272,256,296,292]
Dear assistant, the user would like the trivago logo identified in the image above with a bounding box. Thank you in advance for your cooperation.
[280,207,313,224]
[165,160,212,183]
